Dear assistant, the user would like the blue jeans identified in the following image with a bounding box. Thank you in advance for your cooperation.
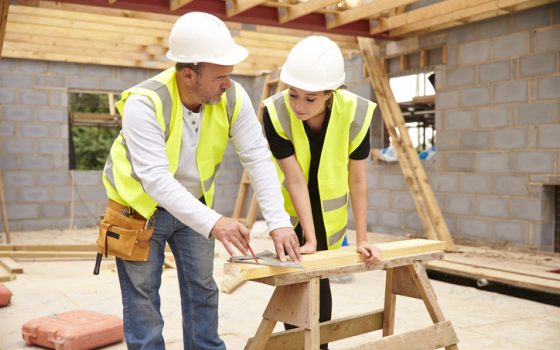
[116,208,225,350]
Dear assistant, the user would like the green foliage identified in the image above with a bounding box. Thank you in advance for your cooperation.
[70,92,113,113]
[72,126,119,170]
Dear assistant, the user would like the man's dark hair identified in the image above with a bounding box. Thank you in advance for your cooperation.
[175,62,203,74]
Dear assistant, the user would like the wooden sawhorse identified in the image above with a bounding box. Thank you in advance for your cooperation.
[239,250,459,350]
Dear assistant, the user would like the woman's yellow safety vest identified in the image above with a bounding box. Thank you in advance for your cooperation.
[264,89,375,249]
[102,67,243,219]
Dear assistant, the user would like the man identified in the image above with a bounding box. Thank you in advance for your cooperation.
[102,12,301,350]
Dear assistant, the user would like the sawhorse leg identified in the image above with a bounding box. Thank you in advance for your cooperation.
[246,277,321,350]
[383,262,459,350]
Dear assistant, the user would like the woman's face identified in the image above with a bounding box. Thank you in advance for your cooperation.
[287,86,332,121]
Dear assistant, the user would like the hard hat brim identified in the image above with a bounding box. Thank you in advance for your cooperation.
[166,44,249,66]
[280,68,345,92]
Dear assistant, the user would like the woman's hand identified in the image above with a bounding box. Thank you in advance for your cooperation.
[356,241,380,268]
[299,240,317,254]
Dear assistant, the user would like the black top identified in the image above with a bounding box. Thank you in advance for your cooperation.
[263,106,370,251]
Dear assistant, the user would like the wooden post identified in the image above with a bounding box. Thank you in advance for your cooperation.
[0,0,9,58]
[358,37,455,251]
[0,172,10,243]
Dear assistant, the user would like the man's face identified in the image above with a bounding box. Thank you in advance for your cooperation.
[191,63,233,105]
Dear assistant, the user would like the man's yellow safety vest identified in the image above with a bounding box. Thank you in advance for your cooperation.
[102,67,243,219]
[264,89,376,249]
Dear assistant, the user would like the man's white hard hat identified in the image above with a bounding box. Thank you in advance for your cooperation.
[166,12,249,65]
[280,35,345,92]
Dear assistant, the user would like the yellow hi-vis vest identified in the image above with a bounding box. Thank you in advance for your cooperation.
[102,67,243,219]
[264,89,376,250]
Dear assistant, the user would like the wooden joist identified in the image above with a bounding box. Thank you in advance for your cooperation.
[278,0,339,24]
[326,0,420,29]
[226,0,268,17]
[0,258,23,274]
[224,239,445,281]
[0,0,8,57]
[390,0,553,36]
[358,38,455,251]
[169,0,194,12]
[428,259,560,295]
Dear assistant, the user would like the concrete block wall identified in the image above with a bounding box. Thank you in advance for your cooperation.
[0,59,250,231]
[368,4,559,250]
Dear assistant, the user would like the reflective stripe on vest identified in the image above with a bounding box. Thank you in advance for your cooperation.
[103,67,242,219]
[264,89,375,249]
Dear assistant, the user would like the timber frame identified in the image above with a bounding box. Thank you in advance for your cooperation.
[1,0,553,75]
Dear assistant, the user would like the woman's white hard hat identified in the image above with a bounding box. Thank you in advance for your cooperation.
[280,35,345,92]
[166,12,249,65]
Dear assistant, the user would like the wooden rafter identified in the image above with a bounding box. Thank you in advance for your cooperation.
[169,0,195,12]
[326,0,420,29]
[278,0,339,24]
[226,0,268,17]
[373,0,490,34]
[0,0,9,58]
[391,0,552,36]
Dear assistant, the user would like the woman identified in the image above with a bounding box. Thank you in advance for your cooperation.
[263,35,380,349]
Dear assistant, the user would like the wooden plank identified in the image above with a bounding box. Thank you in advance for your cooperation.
[0,243,98,251]
[169,0,195,12]
[248,310,383,349]
[443,253,560,282]
[326,0,420,29]
[412,0,550,36]
[0,258,23,274]
[358,38,455,250]
[245,318,277,350]
[224,239,445,281]
[10,4,174,29]
[371,0,493,34]
[226,0,268,17]
[383,268,396,336]
[408,262,446,323]
[369,321,458,350]
[0,0,8,57]
[427,259,560,295]
[278,0,339,24]
[0,172,10,243]
[391,0,551,36]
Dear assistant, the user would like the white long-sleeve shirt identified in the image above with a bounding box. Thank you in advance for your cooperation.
[121,86,291,237]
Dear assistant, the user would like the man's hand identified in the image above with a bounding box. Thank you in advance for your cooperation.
[210,216,250,257]
[270,227,302,263]
[357,241,380,268]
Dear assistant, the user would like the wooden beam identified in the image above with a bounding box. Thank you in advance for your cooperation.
[427,259,560,295]
[0,0,9,58]
[226,0,268,17]
[169,0,195,12]
[278,0,339,24]
[247,310,384,349]
[391,0,550,36]
[326,0,419,29]
[371,0,492,34]
[224,239,445,281]
[0,258,23,274]
[369,321,458,350]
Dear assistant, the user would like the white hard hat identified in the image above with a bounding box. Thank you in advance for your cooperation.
[166,12,249,65]
[280,35,345,92]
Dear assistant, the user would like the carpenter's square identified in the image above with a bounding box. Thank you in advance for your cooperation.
[228,250,304,269]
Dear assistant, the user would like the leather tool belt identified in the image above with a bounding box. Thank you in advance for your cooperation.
[93,200,156,274]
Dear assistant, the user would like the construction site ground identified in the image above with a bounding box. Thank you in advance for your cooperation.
[0,226,559,350]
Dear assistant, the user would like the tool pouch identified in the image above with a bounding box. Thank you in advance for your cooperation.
[95,201,155,266]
